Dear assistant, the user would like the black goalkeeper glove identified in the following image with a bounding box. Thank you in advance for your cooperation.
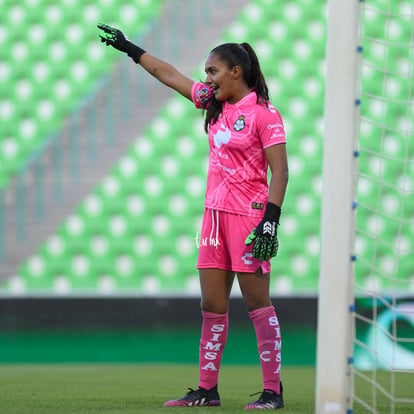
[245,202,281,261]
[97,23,146,63]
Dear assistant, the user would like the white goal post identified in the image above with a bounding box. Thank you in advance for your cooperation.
[315,0,361,413]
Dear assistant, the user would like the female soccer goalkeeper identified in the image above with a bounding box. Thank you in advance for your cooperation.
[98,24,289,410]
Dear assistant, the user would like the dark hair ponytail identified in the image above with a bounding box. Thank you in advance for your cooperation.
[240,43,269,104]
[204,42,269,133]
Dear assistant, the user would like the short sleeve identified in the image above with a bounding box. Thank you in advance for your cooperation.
[257,103,286,148]
[191,82,213,109]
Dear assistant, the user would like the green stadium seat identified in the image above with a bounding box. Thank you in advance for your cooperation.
[41,233,71,265]
[67,253,99,291]
[17,253,54,291]
[222,21,249,44]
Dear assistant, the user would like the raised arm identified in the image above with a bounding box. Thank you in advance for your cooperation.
[98,24,194,101]
[138,53,194,101]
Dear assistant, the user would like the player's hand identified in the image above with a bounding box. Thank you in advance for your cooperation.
[245,202,281,261]
[97,23,145,63]
[97,23,131,52]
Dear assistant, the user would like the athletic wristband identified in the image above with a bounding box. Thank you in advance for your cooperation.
[125,43,146,63]
[264,202,281,225]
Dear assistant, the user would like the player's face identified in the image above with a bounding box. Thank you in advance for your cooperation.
[204,53,237,103]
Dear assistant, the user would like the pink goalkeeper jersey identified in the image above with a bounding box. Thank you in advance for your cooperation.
[191,82,286,218]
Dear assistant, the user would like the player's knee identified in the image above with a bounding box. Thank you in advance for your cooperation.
[243,297,272,313]
[201,298,229,314]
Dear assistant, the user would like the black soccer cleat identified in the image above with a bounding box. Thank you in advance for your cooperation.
[164,385,221,407]
[244,382,284,409]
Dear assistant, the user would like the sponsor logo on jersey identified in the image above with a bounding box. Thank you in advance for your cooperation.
[268,103,277,114]
[267,123,283,130]
[233,115,245,131]
[213,124,231,148]
[252,202,264,210]
[242,253,253,265]
[268,122,284,140]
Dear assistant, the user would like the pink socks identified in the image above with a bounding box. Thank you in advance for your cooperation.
[199,310,229,390]
[198,306,281,394]
[249,305,282,394]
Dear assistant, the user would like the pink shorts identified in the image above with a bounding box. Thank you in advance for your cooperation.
[196,208,271,274]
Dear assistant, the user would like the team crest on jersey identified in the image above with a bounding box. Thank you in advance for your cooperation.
[234,115,245,131]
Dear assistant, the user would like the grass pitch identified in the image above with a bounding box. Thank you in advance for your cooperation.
[0,364,315,413]
[1,364,413,413]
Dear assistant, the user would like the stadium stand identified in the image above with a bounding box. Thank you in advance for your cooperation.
[0,0,164,190]
[0,0,412,296]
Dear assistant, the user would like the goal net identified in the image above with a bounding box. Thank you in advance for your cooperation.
[352,0,414,413]
[316,0,413,413]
